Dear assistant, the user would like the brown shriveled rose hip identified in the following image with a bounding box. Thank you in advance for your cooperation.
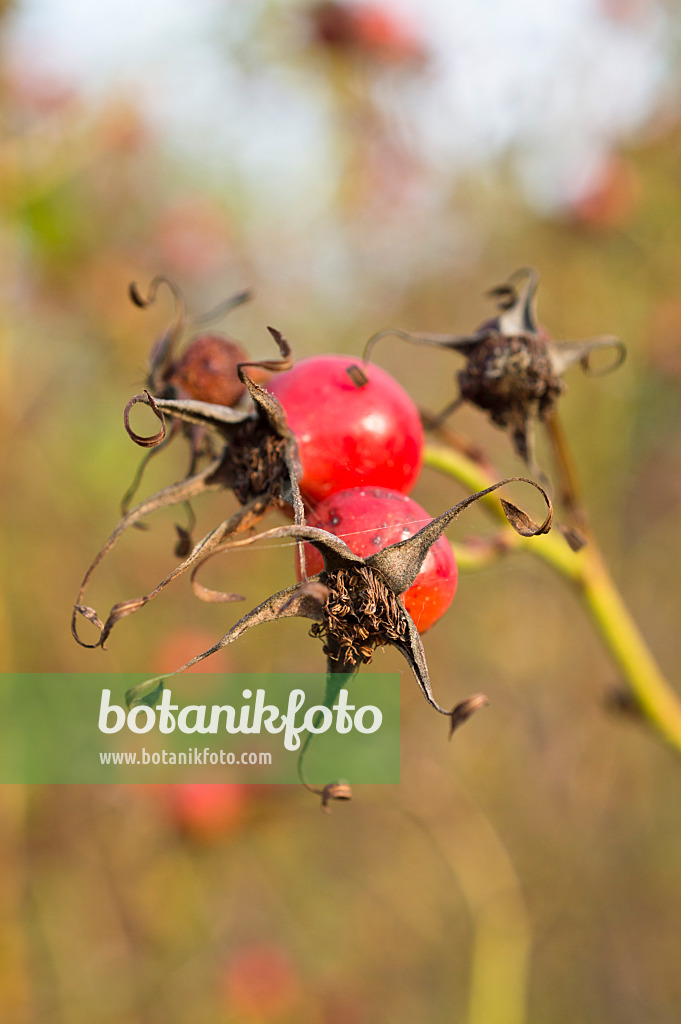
[169,333,270,409]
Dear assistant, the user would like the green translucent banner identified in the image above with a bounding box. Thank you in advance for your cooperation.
[0,674,400,784]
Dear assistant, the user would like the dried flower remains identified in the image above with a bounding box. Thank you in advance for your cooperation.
[126,477,553,740]
[364,267,626,473]
[72,279,305,650]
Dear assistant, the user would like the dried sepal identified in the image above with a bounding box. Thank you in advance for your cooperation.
[238,326,294,377]
[72,454,226,647]
[129,276,186,313]
[499,498,548,537]
[129,276,187,377]
[366,476,552,595]
[123,478,553,735]
[237,329,305,541]
[124,578,327,707]
[363,267,626,470]
[93,503,267,648]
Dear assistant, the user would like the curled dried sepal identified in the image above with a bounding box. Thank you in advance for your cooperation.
[366,476,552,596]
[363,268,626,469]
[129,276,187,375]
[123,577,328,707]
[124,390,167,448]
[122,478,552,734]
[551,337,626,377]
[237,327,294,377]
[129,276,186,312]
[125,393,249,440]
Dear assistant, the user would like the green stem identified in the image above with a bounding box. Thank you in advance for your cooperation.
[579,548,681,748]
[424,444,681,758]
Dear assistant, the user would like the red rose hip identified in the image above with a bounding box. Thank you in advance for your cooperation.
[267,354,424,502]
[303,486,458,633]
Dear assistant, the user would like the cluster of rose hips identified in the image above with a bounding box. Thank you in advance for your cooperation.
[74,269,624,805]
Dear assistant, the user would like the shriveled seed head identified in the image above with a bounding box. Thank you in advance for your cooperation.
[458,331,565,461]
[363,266,624,468]
[309,565,407,668]
[209,416,289,506]
[460,330,565,420]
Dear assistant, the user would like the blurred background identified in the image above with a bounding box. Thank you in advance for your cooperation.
[2,0,681,1020]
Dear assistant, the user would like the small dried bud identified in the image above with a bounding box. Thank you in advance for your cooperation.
[320,781,353,812]
[558,523,588,552]
[448,693,489,738]
[605,686,642,717]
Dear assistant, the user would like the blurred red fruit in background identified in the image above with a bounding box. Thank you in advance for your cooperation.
[155,197,234,279]
[151,627,232,675]
[222,944,302,1021]
[570,155,640,231]
[161,783,249,842]
[309,1,427,64]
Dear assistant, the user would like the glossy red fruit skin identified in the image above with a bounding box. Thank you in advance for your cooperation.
[267,355,424,502]
[303,486,458,633]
